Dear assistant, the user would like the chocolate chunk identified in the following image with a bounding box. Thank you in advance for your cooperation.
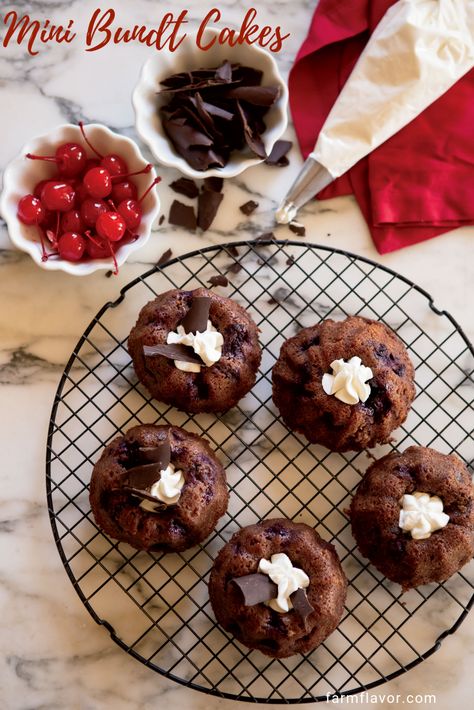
[158,215,165,226]
[255,231,276,242]
[169,177,199,199]
[207,274,229,288]
[203,176,223,193]
[125,462,163,490]
[157,248,172,266]
[215,59,232,83]
[228,245,239,257]
[181,296,210,333]
[198,189,224,231]
[143,343,202,364]
[239,200,258,216]
[289,221,306,237]
[169,200,197,231]
[265,140,292,167]
[286,254,295,266]
[104,270,113,278]
[236,102,267,159]
[290,588,314,624]
[232,573,278,606]
[123,485,166,506]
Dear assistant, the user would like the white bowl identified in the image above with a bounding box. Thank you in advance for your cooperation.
[0,123,161,275]
[133,28,289,179]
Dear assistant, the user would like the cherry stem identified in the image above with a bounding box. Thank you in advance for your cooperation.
[106,238,118,275]
[111,164,153,181]
[84,230,102,248]
[78,121,103,159]
[26,153,57,163]
[138,176,162,204]
[37,228,49,262]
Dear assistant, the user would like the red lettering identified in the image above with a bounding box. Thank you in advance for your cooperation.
[3,11,41,56]
[196,9,220,49]
[85,8,115,52]
[269,26,290,52]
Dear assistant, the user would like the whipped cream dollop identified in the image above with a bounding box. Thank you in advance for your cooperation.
[258,553,309,613]
[140,463,185,512]
[322,356,373,405]
[167,320,224,373]
[399,491,450,540]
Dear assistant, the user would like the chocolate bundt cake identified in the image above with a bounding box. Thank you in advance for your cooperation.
[272,316,415,451]
[350,446,474,590]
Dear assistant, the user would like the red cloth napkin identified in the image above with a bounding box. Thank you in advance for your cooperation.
[288,0,474,254]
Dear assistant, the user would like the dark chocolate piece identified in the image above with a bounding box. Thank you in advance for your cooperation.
[265,140,292,167]
[158,215,165,226]
[239,200,258,216]
[291,587,314,624]
[198,189,224,231]
[204,176,223,193]
[286,254,295,266]
[207,274,229,288]
[169,200,197,231]
[157,248,172,266]
[125,462,164,490]
[143,343,202,364]
[224,86,281,107]
[181,296,211,333]
[137,439,170,469]
[289,221,306,237]
[123,486,166,507]
[231,573,278,606]
[236,102,267,159]
[169,177,199,199]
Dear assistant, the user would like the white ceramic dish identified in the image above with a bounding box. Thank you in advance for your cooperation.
[132,28,289,179]
[0,123,161,275]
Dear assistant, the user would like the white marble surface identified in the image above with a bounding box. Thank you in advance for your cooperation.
[1,1,473,708]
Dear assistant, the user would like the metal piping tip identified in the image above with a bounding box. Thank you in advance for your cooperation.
[275,157,334,224]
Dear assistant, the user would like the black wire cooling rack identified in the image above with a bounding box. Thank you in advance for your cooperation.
[46,240,474,703]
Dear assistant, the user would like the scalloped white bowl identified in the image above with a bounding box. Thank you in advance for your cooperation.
[0,123,161,275]
[133,28,289,179]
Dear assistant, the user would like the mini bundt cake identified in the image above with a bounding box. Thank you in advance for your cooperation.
[272,316,415,451]
[209,518,347,658]
[128,287,261,413]
[349,446,474,589]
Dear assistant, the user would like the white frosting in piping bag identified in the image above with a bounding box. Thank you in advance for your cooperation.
[310,0,474,179]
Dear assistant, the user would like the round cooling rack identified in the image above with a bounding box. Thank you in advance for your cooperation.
[46,240,474,703]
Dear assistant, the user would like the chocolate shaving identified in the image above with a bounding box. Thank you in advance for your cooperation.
[158,60,280,170]
[137,440,170,468]
[239,200,258,216]
[291,588,314,624]
[231,573,315,622]
[158,215,165,226]
[226,262,243,274]
[228,245,239,257]
[265,140,292,167]
[123,485,167,506]
[143,343,202,364]
[157,248,172,266]
[125,462,164,490]
[232,573,278,606]
[289,221,306,237]
[198,189,224,231]
[207,274,229,288]
[169,177,199,199]
[180,296,210,333]
[286,254,295,266]
[169,200,197,231]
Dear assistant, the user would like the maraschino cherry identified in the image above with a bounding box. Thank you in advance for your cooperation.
[17,195,45,226]
[96,211,126,242]
[117,177,161,230]
[58,232,86,261]
[41,181,75,212]
[26,143,86,178]
[83,166,112,199]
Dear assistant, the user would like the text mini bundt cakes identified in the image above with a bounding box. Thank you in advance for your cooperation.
[90,424,228,552]
[272,315,415,451]
[349,446,474,590]
[128,287,261,413]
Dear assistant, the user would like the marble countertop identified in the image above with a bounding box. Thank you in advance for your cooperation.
[1,1,473,708]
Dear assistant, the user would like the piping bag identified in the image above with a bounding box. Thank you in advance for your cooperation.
[276,0,474,225]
